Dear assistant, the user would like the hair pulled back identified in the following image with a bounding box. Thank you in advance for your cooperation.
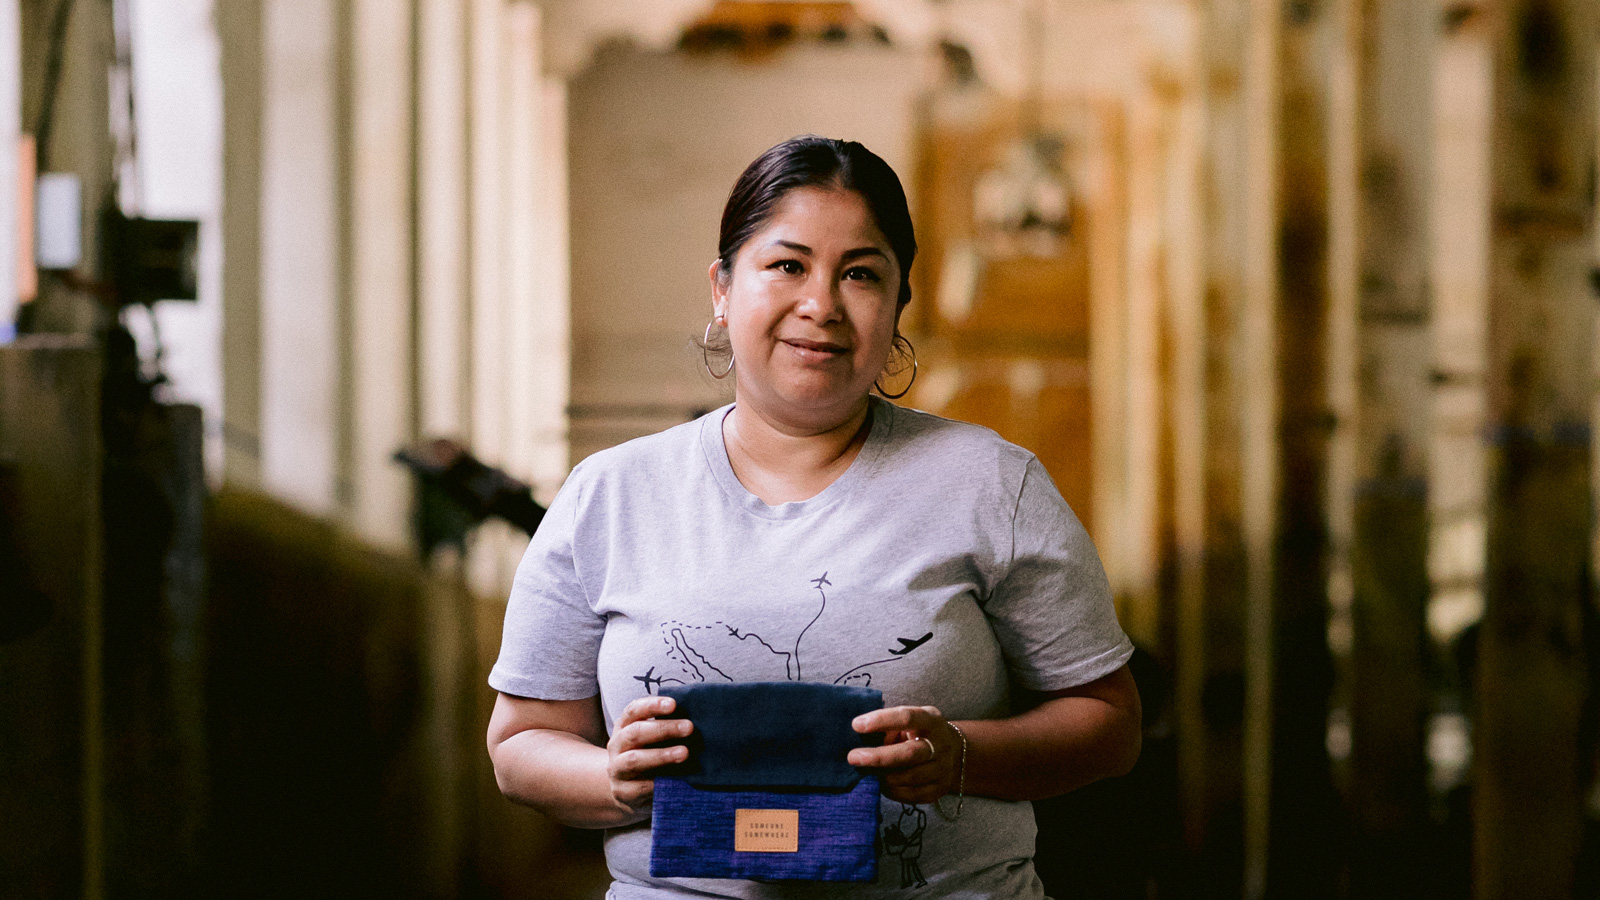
[716,135,916,307]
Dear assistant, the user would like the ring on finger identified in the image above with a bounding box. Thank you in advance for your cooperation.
[917,736,936,761]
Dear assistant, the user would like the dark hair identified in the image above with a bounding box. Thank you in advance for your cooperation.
[716,135,916,307]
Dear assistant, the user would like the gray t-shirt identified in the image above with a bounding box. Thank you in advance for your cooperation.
[491,398,1134,898]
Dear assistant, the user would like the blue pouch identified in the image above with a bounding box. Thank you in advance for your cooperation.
[648,682,884,882]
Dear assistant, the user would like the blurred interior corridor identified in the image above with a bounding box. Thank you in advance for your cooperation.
[1,1,1598,898]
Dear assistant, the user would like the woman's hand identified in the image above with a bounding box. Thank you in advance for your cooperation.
[605,695,694,815]
[846,705,961,805]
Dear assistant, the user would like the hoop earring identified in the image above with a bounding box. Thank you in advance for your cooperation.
[875,337,918,400]
[703,319,734,380]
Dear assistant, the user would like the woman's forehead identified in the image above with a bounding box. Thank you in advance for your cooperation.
[752,187,891,250]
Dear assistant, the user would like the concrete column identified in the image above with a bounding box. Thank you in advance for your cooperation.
[347,0,416,549]
[502,2,570,499]
[528,75,570,500]
[216,0,262,488]
[466,0,511,597]
[258,0,340,514]
[418,0,470,440]
[414,5,472,889]
[1476,2,1597,897]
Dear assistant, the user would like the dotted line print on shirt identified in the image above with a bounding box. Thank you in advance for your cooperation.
[632,572,936,692]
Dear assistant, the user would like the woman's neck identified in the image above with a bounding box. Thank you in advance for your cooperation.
[723,398,873,505]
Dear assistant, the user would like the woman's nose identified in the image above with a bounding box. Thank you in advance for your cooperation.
[795,277,844,322]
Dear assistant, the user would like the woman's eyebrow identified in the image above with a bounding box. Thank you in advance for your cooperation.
[841,247,889,262]
[768,241,887,263]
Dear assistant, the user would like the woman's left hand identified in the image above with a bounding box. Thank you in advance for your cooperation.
[846,705,961,805]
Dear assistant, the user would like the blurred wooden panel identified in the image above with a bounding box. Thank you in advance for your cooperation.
[929,359,1093,528]
[1476,2,1597,898]
[909,97,1100,533]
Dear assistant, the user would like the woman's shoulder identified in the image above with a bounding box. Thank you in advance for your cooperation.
[560,407,722,492]
[877,402,1040,494]
[882,402,1038,468]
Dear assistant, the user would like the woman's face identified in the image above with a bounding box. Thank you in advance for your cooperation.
[711,186,903,430]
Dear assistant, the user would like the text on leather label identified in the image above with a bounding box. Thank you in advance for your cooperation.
[734,808,799,852]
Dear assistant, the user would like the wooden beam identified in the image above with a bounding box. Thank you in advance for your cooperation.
[1476,2,1597,897]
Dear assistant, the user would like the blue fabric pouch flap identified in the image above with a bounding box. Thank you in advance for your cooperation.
[648,682,884,882]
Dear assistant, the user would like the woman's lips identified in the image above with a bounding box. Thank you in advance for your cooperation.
[777,336,851,360]
[782,338,847,355]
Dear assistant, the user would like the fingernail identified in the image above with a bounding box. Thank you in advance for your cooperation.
[674,746,688,759]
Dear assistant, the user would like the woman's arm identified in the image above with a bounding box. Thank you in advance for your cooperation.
[848,663,1141,804]
[487,692,693,829]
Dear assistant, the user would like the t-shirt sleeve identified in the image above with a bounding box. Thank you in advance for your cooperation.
[984,457,1134,692]
[487,470,606,700]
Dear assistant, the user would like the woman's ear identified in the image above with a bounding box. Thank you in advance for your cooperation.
[708,259,727,321]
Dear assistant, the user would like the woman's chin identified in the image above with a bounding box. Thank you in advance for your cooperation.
[746,383,871,428]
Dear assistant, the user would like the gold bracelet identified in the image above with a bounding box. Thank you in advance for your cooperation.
[933,720,966,822]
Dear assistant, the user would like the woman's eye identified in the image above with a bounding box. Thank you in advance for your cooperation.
[844,266,882,283]
[770,260,803,275]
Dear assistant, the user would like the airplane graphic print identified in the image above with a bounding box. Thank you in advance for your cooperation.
[637,572,934,691]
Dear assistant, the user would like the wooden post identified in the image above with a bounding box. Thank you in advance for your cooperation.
[1239,0,1282,895]
[1476,2,1597,898]
[1323,0,1437,895]
[1263,0,1340,895]
[1194,0,1252,892]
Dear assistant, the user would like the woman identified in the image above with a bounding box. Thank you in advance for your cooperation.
[487,135,1141,897]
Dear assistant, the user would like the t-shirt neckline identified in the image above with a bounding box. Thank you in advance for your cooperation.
[700,396,895,520]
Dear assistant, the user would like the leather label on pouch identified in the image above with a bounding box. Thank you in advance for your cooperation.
[734,809,799,853]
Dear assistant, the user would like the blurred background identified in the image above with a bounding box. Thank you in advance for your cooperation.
[0,0,1596,898]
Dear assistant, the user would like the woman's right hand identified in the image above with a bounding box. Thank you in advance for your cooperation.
[606,695,694,815]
